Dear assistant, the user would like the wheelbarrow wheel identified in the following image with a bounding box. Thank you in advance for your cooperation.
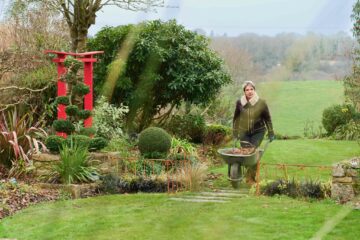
[230,163,240,189]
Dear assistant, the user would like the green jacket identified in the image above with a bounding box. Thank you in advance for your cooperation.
[233,97,274,138]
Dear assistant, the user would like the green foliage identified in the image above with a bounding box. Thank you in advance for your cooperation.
[87,20,231,131]
[65,135,91,149]
[169,137,197,157]
[52,143,98,184]
[63,56,82,71]
[100,174,169,194]
[65,105,79,116]
[261,179,330,199]
[73,83,90,96]
[203,124,231,145]
[92,96,129,140]
[78,127,96,137]
[89,137,108,152]
[77,110,91,120]
[45,135,65,153]
[303,120,325,139]
[348,2,360,110]
[55,96,70,106]
[103,136,135,158]
[52,120,75,134]
[138,127,171,157]
[166,114,206,143]
[322,104,355,134]
[333,119,360,140]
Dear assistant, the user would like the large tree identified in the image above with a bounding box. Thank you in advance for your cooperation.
[88,20,231,131]
[347,0,360,111]
[5,0,164,52]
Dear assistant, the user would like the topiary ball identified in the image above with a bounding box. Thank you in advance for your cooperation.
[45,135,65,153]
[65,105,79,116]
[55,96,70,105]
[53,120,75,134]
[78,110,92,119]
[138,127,171,157]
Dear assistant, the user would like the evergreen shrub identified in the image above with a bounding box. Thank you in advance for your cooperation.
[322,104,356,134]
[89,137,108,151]
[52,120,75,134]
[166,114,206,143]
[45,135,65,153]
[55,96,70,105]
[65,105,79,116]
[203,124,231,145]
[138,127,171,157]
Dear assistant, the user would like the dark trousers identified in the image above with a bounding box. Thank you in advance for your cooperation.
[240,131,265,182]
[240,131,265,148]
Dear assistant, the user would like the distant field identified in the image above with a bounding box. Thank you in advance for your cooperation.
[221,80,344,136]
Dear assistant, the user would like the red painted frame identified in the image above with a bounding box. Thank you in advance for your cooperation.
[45,50,103,137]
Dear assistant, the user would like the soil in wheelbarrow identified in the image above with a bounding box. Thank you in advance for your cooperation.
[225,147,255,155]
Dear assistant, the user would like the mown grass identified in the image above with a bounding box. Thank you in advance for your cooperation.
[221,80,344,136]
[0,193,358,240]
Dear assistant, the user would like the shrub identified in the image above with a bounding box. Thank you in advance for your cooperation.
[65,105,79,116]
[166,114,206,143]
[51,143,98,184]
[52,120,75,134]
[55,96,70,105]
[89,137,108,151]
[73,83,90,96]
[65,135,91,149]
[261,179,329,199]
[78,127,96,136]
[0,110,47,168]
[100,174,169,194]
[138,127,172,157]
[78,110,92,120]
[203,124,231,145]
[45,135,65,153]
[322,104,356,134]
[332,119,360,140]
[93,96,129,140]
[103,136,136,159]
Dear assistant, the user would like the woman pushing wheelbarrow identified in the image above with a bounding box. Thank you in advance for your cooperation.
[218,81,275,188]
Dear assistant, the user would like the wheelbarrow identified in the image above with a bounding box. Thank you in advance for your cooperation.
[217,140,270,189]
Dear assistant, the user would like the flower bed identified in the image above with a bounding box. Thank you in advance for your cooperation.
[0,179,60,219]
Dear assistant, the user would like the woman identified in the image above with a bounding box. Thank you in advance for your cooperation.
[233,80,275,183]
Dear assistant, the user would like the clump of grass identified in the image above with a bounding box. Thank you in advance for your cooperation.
[174,162,208,192]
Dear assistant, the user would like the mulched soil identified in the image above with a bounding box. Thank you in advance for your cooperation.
[0,178,61,219]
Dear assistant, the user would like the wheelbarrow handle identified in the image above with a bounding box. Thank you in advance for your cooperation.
[232,139,255,149]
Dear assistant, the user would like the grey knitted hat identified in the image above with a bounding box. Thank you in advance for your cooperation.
[242,80,256,91]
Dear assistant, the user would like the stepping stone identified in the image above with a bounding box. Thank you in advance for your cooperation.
[198,192,247,198]
[181,196,232,200]
[169,197,227,203]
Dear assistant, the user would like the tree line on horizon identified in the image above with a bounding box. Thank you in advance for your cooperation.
[208,31,355,84]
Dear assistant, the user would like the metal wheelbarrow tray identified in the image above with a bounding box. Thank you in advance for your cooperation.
[217,144,267,189]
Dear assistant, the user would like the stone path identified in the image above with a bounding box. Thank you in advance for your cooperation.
[169,189,249,203]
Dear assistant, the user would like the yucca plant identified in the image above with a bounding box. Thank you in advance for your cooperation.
[0,110,47,171]
[52,142,98,184]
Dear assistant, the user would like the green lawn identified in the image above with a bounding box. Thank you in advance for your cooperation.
[221,80,344,136]
[0,193,358,240]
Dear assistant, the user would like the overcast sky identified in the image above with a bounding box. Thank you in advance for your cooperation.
[89,0,355,37]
